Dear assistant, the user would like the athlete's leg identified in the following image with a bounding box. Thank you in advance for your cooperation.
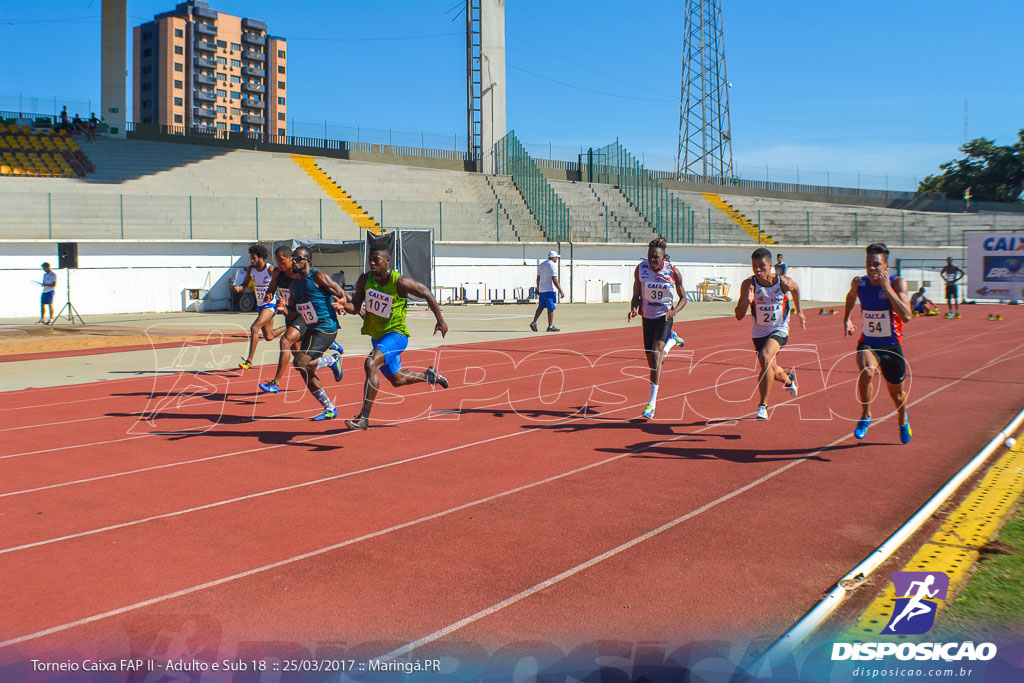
[755,338,787,406]
[856,348,880,420]
[357,349,389,416]
[884,379,908,426]
[244,308,276,364]
[271,325,302,385]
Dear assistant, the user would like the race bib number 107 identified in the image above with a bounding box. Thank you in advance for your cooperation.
[366,289,394,318]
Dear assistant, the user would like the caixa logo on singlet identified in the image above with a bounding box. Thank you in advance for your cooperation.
[883,571,949,634]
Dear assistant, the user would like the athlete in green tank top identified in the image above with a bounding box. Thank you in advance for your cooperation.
[341,238,450,431]
[361,268,411,340]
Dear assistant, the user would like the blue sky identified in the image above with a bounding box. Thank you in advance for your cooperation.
[1,0,1021,190]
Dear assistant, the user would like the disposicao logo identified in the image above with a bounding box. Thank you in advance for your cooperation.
[884,571,948,634]
[975,286,1010,296]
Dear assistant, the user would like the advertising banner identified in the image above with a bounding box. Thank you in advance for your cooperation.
[967,232,1024,299]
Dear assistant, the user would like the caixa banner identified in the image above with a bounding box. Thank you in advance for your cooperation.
[967,232,1024,300]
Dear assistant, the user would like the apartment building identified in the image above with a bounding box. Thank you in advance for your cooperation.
[133,0,287,136]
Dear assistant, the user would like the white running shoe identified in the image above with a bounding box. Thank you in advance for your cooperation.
[785,369,798,397]
[756,404,768,420]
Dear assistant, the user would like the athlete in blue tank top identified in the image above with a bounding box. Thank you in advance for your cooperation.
[285,246,349,421]
[843,243,913,444]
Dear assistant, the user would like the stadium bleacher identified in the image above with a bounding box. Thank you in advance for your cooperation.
[0,123,93,178]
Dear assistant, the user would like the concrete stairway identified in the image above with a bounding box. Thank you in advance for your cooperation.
[483,176,546,242]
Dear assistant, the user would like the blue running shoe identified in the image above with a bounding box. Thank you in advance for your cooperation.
[900,417,912,445]
[854,416,872,439]
[312,408,337,421]
[669,331,685,349]
[329,353,343,381]
[258,380,280,394]
[330,341,344,354]
[642,403,655,420]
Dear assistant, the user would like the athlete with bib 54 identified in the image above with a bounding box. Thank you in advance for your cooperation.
[844,243,913,444]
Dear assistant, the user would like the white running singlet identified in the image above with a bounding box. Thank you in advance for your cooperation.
[751,276,789,338]
[251,265,275,305]
[638,259,676,319]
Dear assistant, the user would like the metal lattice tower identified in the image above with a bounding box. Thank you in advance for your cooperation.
[677,0,733,180]
[466,0,482,162]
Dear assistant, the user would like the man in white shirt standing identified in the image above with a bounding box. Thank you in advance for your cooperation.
[38,262,57,325]
[530,250,565,332]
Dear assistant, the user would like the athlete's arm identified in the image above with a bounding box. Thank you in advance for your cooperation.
[781,276,807,330]
[627,265,641,323]
[665,267,688,319]
[397,275,448,337]
[265,269,281,305]
[233,266,252,294]
[734,277,754,321]
[843,277,860,336]
[883,276,913,323]
[954,265,965,283]
[312,270,351,314]
[349,274,368,318]
[552,275,565,298]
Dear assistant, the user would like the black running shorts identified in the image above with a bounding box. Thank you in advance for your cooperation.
[857,342,907,385]
[642,315,674,352]
[752,332,789,353]
[297,328,338,360]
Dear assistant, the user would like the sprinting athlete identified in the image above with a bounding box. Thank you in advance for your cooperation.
[343,237,449,431]
[844,243,913,444]
[939,257,964,318]
[627,237,686,420]
[286,246,346,420]
[258,245,342,394]
[734,247,805,421]
[234,244,286,370]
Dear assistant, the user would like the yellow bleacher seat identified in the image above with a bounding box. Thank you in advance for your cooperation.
[0,164,10,175]
[53,138,68,151]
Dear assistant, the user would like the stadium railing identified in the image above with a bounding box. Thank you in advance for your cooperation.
[494,131,569,242]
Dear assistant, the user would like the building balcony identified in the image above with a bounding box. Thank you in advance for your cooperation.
[241,99,264,109]
[242,83,265,94]
[242,33,265,46]
[242,17,268,31]
[194,39,216,53]
[242,115,265,125]
[194,56,217,69]
[195,23,217,36]
[194,6,218,20]
[193,73,217,86]
[242,50,264,62]
[194,90,216,103]
[242,66,265,78]
[193,107,216,119]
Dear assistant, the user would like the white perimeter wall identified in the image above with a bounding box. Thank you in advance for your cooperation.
[0,240,961,318]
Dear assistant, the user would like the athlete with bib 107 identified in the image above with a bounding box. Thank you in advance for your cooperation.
[843,243,914,444]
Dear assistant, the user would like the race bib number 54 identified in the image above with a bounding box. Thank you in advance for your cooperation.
[366,289,394,318]
[863,310,892,337]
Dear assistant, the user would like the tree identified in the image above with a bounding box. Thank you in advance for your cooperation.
[918,129,1024,204]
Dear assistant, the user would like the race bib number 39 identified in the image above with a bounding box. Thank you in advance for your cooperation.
[863,310,892,337]
[643,283,671,303]
[366,289,394,318]
[297,301,318,324]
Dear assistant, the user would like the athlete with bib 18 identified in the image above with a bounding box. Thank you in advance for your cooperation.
[843,243,914,444]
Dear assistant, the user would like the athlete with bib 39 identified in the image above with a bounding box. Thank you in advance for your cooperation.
[343,237,449,431]
[627,237,686,420]
[843,243,913,444]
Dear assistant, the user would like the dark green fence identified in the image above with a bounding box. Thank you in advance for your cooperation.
[495,131,569,242]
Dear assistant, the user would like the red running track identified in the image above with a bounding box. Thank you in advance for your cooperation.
[0,308,1022,668]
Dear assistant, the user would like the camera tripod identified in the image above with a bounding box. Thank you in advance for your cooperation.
[53,267,84,325]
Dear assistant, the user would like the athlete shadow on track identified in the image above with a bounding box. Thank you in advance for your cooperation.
[107,369,239,377]
[449,406,598,422]
[112,391,259,406]
[153,426,348,452]
[104,411,306,425]
[614,442,858,463]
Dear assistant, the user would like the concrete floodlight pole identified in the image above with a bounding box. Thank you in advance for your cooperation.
[101,0,128,137]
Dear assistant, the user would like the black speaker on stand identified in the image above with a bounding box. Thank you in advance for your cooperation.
[54,242,84,325]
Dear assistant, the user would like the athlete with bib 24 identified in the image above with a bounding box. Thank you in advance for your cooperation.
[285,246,347,421]
[343,236,449,431]
[844,243,913,444]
